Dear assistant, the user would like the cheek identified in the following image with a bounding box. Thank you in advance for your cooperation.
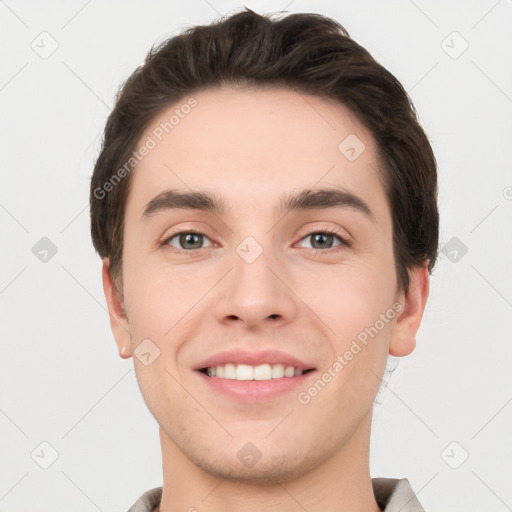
[301,262,390,336]
[122,246,189,332]
[302,262,394,398]
[122,264,196,418]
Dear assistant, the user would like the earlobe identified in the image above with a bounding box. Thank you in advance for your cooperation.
[101,259,132,359]
[389,263,430,357]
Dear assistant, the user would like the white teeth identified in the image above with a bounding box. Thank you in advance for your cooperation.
[224,363,236,379]
[236,364,253,380]
[205,363,306,380]
[284,365,295,377]
[271,364,284,378]
[254,364,272,380]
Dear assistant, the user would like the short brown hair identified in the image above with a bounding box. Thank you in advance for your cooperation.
[90,8,439,294]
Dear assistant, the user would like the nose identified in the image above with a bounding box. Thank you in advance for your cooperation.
[214,241,298,330]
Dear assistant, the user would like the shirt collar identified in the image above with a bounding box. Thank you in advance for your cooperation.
[127,477,426,512]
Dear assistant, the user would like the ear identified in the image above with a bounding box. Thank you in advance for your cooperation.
[389,263,430,357]
[101,259,132,359]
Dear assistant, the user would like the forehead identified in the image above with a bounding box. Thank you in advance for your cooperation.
[126,86,389,223]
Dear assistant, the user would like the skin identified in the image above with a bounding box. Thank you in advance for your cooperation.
[102,86,429,512]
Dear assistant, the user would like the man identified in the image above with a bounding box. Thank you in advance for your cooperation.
[90,8,438,511]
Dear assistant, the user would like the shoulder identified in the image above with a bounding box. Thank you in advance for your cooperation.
[372,477,426,511]
[127,480,426,512]
[126,486,163,512]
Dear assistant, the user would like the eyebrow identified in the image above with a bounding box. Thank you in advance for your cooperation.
[142,187,374,221]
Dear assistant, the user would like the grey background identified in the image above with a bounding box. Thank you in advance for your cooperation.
[1,0,511,510]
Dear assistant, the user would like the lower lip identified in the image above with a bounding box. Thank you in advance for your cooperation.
[196,370,316,402]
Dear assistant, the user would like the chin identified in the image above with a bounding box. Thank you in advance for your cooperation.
[187,445,323,485]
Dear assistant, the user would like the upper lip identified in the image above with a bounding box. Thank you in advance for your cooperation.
[194,349,316,371]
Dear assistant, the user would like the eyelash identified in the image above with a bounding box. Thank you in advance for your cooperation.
[160,228,351,255]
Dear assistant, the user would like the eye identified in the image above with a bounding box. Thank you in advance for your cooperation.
[297,230,349,251]
[163,231,213,251]
[161,229,349,253]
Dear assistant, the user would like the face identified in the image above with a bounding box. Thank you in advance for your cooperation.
[104,86,426,484]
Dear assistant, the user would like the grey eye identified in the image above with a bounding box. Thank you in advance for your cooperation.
[168,232,213,250]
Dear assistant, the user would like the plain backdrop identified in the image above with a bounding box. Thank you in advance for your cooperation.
[1,0,511,510]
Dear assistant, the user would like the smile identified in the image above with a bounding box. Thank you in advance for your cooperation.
[201,363,314,380]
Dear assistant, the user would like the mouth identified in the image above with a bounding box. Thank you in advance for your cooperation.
[194,349,317,402]
[193,349,317,401]
[198,363,315,380]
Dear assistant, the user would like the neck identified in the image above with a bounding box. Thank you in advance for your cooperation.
[157,410,381,512]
